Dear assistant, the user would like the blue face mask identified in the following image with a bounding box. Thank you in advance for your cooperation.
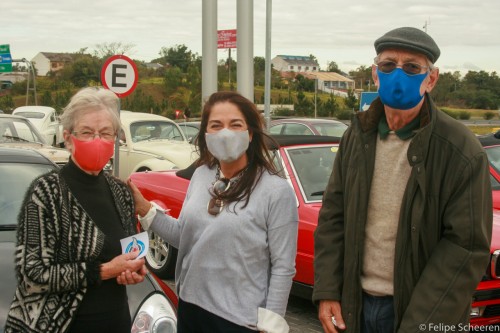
[377,68,428,110]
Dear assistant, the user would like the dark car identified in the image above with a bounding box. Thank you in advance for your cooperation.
[0,147,178,332]
[478,131,500,210]
[270,118,348,137]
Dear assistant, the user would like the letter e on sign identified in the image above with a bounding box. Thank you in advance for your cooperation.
[101,55,138,98]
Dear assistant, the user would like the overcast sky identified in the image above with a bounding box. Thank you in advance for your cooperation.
[3,0,500,75]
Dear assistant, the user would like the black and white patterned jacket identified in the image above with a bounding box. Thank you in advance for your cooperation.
[4,170,136,333]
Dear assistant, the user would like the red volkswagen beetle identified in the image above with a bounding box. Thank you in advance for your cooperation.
[130,134,500,327]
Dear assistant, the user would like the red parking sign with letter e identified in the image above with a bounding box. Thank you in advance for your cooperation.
[101,55,138,98]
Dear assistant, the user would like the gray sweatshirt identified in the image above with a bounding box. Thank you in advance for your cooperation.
[148,165,298,329]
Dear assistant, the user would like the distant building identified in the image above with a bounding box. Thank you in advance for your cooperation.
[145,62,164,70]
[272,55,319,73]
[31,52,74,76]
[305,72,355,97]
[0,72,27,84]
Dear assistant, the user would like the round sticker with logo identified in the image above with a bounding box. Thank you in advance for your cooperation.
[125,237,146,257]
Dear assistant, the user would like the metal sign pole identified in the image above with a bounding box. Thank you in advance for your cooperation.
[114,99,121,177]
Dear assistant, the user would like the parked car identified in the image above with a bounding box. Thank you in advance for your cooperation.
[270,118,348,137]
[130,135,340,279]
[12,106,62,146]
[117,111,198,180]
[176,121,200,143]
[0,146,178,331]
[0,114,69,166]
[479,132,500,209]
[130,134,500,328]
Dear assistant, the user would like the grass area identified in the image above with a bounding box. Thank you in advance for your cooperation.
[468,125,499,136]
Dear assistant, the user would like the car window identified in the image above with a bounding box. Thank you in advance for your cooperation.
[486,146,500,174]
[285,145,337,201]
[490,174,500,191]
[161,123,184,141]
[283,123,314,136]
[13,111,45,119]
[0,118,43,143]
[131,121,184,142]
[180,125,199,140]
[313,123,348,137]
[269,124,283,135]
[0,163,56,226]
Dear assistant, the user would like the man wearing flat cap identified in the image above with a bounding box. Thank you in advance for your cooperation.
[313,27,492,333]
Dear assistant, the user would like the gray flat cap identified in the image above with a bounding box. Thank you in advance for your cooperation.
[374,27,441,63]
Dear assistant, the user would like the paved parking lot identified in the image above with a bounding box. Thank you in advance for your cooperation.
[164,279,323,332]
[285,295,323,333]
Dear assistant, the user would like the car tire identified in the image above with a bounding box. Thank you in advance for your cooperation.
[145,229,177,279]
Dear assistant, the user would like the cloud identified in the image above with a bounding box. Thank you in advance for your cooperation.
[2,0,499,74]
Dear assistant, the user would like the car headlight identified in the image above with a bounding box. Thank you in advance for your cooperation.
[131,292,177,333]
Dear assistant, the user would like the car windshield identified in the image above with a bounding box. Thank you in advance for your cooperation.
[0,163,56,226]
[0,117,45,143]
[285,145,338,201]
[486,146,500,174]
[13,111,45,119]
[311,123,348,137]
[179,124,199,140]
[130,121,184,142]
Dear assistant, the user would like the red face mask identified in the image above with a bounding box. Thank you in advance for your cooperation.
[71,136,114,172]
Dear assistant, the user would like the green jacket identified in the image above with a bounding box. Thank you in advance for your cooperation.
[313,96,492,332]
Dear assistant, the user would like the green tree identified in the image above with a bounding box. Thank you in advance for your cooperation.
[349,66,373,91]
[431,71,461,106]
[164,66,184,96]
[41,90,53,106]
[59,54,100,87]
[159,44,196,73]
[344,89,359,110]
[318,93,339,117]
[326,61,341,73]
[254,56,266,87]
[294,74,315,92]
[0,94,14,112]
[295,90,313,116]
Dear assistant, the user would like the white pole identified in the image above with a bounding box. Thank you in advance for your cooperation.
[314,77,317,118]
[237,0,254,101]
[264,0,272,130]
[202,0,218,107]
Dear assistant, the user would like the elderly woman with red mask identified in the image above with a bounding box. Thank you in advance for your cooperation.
[5,87,147,333]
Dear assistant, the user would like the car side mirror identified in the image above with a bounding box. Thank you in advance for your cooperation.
[119,139,127,146]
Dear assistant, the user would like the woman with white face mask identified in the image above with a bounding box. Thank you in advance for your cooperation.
[129,91,299,333]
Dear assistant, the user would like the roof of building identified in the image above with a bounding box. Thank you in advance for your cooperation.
[305,72,354,82]
[273,55,319,66]
[39,52,74,62]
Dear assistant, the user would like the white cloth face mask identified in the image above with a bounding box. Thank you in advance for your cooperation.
[205,128,250,163]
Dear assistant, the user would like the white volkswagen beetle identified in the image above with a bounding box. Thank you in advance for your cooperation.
[12,106,62,146]
[117,111,198,180]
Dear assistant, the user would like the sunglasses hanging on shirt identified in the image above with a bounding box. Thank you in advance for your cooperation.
[207,167,247,216]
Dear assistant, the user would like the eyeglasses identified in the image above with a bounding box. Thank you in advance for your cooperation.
[376,60,429,75]
[72,130,116,142]
[207,178,230,216]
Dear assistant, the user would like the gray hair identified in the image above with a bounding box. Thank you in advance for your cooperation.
[60,87,121,132]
